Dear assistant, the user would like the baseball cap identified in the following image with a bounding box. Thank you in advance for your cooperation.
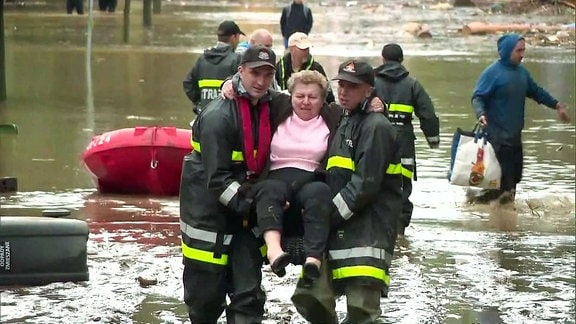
[288,32,312,50]
[217,20,246,37]
[332,59,374,86]
[241,45,277,70]
[381,43,404,62]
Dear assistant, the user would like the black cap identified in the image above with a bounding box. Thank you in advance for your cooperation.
[241,45,276,69]
[381,43,403,62]
[217,20,245,37]
[333,59,374,86]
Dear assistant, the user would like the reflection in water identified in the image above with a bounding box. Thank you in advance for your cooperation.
[1,3,574,324]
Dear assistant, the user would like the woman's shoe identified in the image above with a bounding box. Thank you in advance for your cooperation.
[302,262,321,285]
[270,252,291,277]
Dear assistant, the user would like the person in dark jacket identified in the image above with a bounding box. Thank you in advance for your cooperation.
[182,20,244,116]
[280,0,313,48]
[276,32,335,103]
[292,60,403,324]
[374,43,440,237]
[470,33,570,204]
[179,45,277,324]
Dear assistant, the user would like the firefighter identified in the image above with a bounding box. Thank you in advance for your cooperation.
[183,20,244,116]
[292,60,403,323]
[374,43,440,237]
[179,45,276,324]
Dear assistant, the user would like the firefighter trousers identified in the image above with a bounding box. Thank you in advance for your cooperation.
[183,229,266,324]
[292,259,383,324]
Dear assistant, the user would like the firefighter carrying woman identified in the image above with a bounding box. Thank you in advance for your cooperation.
[179,44,403,323]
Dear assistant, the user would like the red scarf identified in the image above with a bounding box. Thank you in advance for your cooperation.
[235,96,271,177]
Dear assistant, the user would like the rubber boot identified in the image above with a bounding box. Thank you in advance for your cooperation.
[291,261,337,324]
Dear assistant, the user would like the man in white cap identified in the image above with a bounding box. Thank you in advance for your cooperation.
[275,32,334,102]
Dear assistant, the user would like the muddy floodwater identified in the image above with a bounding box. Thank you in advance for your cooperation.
[0,1,575,323]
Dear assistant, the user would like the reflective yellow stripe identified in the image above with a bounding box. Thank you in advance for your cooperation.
[231,151,244,162]
[332,265,390,285]
[386,163,402,175]
[181,242,228,265]
[326,156,355,171]
[192,140,200,152]
[402,167,413,179]
[259,244,267,258]
[388,104,414,114]
[198,79,224,88]
[328,158,402,176]
[191,140,245,162]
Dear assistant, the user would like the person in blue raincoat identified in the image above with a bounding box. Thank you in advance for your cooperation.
[470,33,570,204]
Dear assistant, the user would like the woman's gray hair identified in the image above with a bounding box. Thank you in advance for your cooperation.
[286,70,328,100]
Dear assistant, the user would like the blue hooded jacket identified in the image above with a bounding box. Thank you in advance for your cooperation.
[471,33,558,145]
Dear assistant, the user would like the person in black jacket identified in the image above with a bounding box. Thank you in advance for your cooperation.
[179,45,277,324]
[292,59,403,324]
[374,43,440,238]
[280,0,313,48]
[182,20,244,116]
[276,32,335,103]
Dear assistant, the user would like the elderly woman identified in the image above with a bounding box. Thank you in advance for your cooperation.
[251,70,341,282]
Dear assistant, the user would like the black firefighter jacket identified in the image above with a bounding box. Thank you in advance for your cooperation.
[183,43,241,114]
[180,78,278,270]
[374,61,440,180]
[324,103,403,292]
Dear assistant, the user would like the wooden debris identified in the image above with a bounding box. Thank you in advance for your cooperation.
[403,22,433,38]
[462,22,532,35]
[460,21,576,47]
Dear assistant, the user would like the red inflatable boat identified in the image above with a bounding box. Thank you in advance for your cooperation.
[81,126,192,196]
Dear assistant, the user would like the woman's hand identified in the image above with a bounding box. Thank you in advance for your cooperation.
[368,97,385,113]
[221,79,235,99]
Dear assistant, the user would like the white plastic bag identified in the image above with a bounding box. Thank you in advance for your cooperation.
[448,127,501,189]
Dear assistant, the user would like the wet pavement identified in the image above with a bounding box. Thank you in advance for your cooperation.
[1,1,575,323]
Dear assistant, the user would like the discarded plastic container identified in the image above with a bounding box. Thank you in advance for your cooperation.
[0,216,89,285]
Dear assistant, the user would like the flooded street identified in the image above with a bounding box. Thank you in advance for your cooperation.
[1,1,575,323]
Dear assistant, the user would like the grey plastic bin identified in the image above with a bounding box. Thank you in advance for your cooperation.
[0,216,89,285]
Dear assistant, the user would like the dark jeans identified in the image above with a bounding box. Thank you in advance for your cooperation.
[493,142,523,192]
[253,167,334,260]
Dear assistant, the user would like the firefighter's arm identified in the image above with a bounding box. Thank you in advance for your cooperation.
[183,61,201,105]
[332,115,391,221]
[199,105,251,215]
[412,80,439,148]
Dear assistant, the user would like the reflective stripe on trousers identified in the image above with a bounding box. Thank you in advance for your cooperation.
[180,220,233,265]
[328,246,392,285]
